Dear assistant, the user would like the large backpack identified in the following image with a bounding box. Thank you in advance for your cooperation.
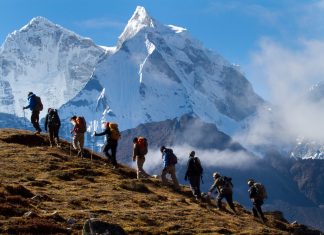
[166,148,177,165]
[34,96,43,111]
[47,109,60,126]
[76,116,87,133]
[218,176,233,194]
[109,122,120,140]
[253,183,268,200]
[192,157,203,175]
[137,137,148,155]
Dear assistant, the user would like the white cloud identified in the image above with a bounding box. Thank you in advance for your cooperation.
[137,145,258,176]
[240,38,324,148]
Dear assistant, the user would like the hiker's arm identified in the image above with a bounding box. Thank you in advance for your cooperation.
[94,129,109,136]
[209,181,217,193]
[132,144,138,161]
[249,186,257,198]
[57,115,61,127]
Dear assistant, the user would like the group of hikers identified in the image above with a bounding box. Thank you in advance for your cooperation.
[22,92,268,223]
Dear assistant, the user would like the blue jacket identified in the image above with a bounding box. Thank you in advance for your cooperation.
[25,94,37,111]
[162,149,173,168]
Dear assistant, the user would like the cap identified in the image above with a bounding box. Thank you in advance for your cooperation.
[28,92,33,97]
[247,179,255,186]
[189,151,195,157]
[213,172,220,179]
[160,146,166,153]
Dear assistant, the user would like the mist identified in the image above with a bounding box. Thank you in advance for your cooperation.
[239,38,324,149]
[131,144,259,175]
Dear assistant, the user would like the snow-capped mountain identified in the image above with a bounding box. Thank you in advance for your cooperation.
[0,16,105,117]
[60,6,263,135]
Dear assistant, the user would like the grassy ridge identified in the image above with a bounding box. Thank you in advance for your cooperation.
[0,129,320,234]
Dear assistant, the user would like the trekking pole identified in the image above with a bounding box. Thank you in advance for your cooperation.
[22,108,27,129]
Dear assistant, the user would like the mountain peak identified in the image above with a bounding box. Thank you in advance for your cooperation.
[117,6,155,46]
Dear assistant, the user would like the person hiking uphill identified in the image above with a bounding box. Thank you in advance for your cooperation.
[44,108,61,147]
[132,137,150,179]
[208,172,236,213]
[248,179,267,223]
[160,146,180,191]
[184,151,203,201]
[23,92,43,134]
[70,116,86,157]
[94,122,120,169]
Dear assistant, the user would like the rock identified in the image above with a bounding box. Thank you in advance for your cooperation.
[67,218,78,225]
[23,211,39,218]
[46,211,66,222]
[82,219,127,235]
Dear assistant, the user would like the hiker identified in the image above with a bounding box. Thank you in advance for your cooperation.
[44,108,61,147]
[70,116,86,157]
[184,151,203,200]
[132,137,150,179]
[94,122,120,168]
[160,146,180,191]
[208,172,236,213]
[248,179,267,222]
[23,92,43,134]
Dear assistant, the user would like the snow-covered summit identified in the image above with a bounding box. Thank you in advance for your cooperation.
[0,16,105,117]
[118,6,156,47]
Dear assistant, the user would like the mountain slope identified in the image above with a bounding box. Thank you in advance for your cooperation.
[0,16,104,117]
[59,6,263,135]
[0,128,320,234]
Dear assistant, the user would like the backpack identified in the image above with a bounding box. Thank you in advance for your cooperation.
[76,116,87,133]
[192,157,203,175]
[253,183,268,200]
[166,148,177,165]
[109,122,120,140]
[137,137,148,155]
[34,96,43,111]
[218,176,233,194]
[47,109,60,126]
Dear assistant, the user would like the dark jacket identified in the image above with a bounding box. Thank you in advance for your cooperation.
[95,128,115,143]
[24,94,37,111]
[185,156,202,179]
[44,110,61,130]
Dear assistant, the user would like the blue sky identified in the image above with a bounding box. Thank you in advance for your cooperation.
[1,0,324,100]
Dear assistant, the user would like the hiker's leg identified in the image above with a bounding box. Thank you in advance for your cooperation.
[216,194,224,209]
[254,201,265,220]
[252,205,259,217]
[141,156,150,177]
[161,167,168,185]
[136,156,145,179]
[190,175,201,199]
[169,165,180,190]
[31,111,41,132]
[225,193,236,212]
[111,141,117,166]
[54,127,60,146]
[103,143,112,162]
[48,126,54,146]
[72,135,78,150]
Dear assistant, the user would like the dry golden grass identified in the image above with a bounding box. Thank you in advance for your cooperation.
[0,129,320,234]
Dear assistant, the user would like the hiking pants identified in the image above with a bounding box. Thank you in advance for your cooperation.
[252,199,265,220]
[103,140,118,166]
[72,133,84,154]
[136,155,149,179]
[31,110,41,132]
[48,125,60,144]
[217,192,236,212]
[189,175,201,199]
[161,165,180,190]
